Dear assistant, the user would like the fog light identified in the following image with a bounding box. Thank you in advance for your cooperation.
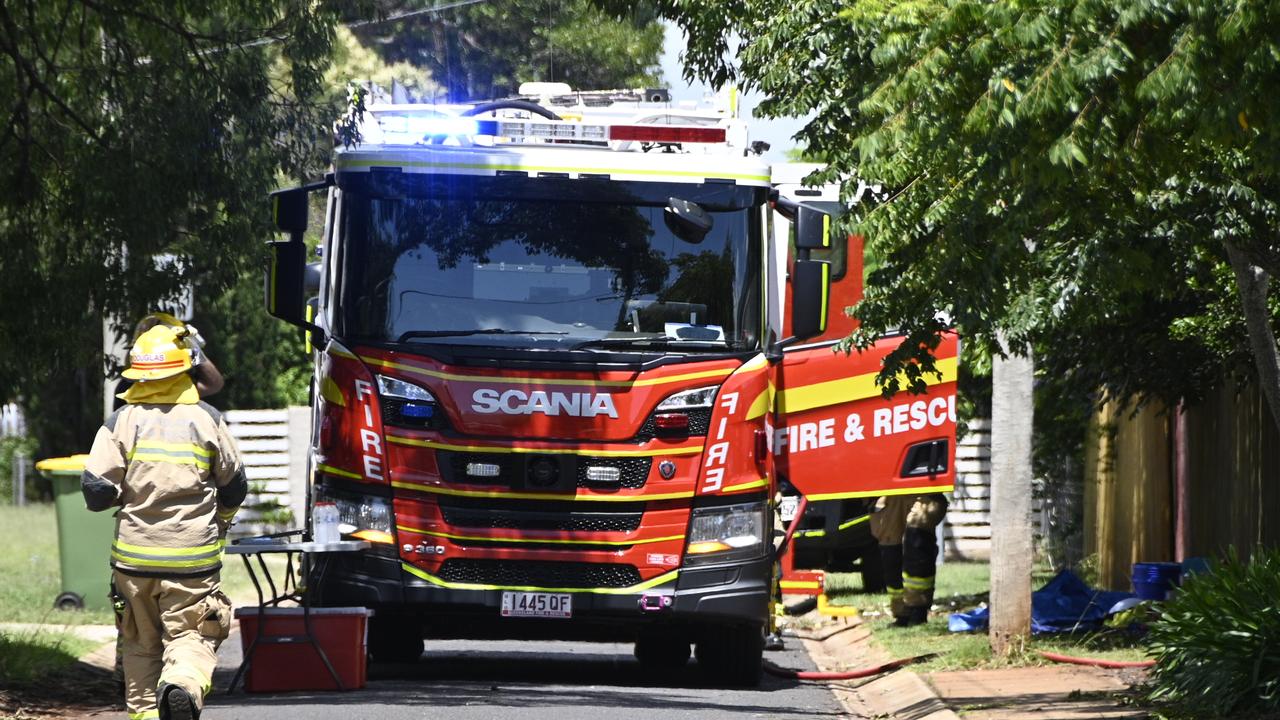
[584,466,621,483]
[466,462,501,478]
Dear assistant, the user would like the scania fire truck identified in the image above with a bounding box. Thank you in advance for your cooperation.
[264,84,958,686]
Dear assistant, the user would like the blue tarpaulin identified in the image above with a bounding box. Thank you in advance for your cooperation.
[949,569,1134,634]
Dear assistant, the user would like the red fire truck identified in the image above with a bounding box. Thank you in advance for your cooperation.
[265,85,957,686]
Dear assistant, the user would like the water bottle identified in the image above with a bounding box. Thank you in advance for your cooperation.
[314,501,338,544]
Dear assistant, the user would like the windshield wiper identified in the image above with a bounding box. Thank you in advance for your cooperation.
[398,329,569,342]
[571,337,725,351]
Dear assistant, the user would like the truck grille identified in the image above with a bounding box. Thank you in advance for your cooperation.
[440,451,650,490]
[438,499,644,533]
[438,559,642,588]
[437,502,640,530]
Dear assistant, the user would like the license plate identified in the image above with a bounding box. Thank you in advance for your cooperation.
[501,591,573,618]
[779,496,800,523]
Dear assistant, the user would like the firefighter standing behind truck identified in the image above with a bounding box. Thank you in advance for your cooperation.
[870,494,949,627]
[81,324,247,720]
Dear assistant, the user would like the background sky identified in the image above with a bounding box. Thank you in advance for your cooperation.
[658,22,807,163]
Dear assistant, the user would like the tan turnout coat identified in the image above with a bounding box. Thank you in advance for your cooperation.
[81,401,247,575]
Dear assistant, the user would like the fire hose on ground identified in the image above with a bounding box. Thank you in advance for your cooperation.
[1036,650,1155,669]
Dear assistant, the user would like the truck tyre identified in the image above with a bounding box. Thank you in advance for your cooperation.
[695,623,763,687]
[634,627,691,670]
[367,615,423,664]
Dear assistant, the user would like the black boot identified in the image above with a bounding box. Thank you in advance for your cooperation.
[892,605,929,628]
[158,683,198,720]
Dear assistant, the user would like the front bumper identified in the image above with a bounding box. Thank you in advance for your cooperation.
[315,550,769,639]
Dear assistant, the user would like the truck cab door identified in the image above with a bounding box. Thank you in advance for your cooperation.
[768,179,957,502]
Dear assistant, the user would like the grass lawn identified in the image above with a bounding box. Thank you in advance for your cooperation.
[0,627,98,686]
[0,504,289,626]
[824,561,1151,672]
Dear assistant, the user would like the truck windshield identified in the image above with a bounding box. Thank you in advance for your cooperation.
[336,175,764,353]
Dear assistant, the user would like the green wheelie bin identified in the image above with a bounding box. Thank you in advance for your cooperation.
[37,454,116,612]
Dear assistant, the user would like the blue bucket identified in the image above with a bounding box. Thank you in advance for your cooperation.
[1132,562,1182,600]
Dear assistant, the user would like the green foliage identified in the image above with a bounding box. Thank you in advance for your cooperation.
[326,26,437,101]
[194,269,311,410]
[0,2,369,453]
[648,0,1280,411]
[1147,549,1280,718]
[354,1,663,101]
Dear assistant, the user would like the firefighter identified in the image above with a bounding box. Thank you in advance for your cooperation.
[82,324,246,720]
[869,494,948,627]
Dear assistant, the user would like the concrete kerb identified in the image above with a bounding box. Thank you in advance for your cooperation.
[792,616,959,720]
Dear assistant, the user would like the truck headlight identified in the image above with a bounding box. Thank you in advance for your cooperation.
[315,486,394,545]
[685,501,766,565]
[656,384,718,411]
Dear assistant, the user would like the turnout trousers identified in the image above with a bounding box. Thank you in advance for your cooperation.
[869,494,948,620]
[113,569,232,719]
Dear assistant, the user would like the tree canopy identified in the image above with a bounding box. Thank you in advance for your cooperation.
[0,1,363,450]
[353,1,663,101]
[648,0,1280,426]
[0,2,667,454]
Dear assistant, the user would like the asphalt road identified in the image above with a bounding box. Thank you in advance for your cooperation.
[200,632,851,720]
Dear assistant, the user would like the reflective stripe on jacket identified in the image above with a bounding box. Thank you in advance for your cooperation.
[82,401,246,576]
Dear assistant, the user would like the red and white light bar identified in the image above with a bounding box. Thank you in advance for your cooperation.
[478,119,727,144]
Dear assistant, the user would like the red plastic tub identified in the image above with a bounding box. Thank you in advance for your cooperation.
[234,607,370,692]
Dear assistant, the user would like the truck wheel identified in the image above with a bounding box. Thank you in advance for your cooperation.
[367,615,423,664]
[634,628,691,670]
[695,623,763,687]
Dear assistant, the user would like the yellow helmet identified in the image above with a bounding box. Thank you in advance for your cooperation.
[122,325,192,381]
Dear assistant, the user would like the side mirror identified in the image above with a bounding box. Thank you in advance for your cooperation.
[265,240,306,325]
[794,204,831,251]
[272,187,310,234]
[664,197,712,243]
[791,258,829,341]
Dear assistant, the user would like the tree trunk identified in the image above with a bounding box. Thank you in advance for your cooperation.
[1223,239,1280,435]
[989,335,1034,656]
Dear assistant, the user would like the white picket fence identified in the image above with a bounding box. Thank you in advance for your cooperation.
[225,408,310,536]
[943,418,1043,560]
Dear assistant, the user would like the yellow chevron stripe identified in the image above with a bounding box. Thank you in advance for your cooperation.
[776,356,959,415]
[721,478,768,493]
[396,526,684,547]
[317,463,363,480]
[805,485,953,502]
[745,384,774,420]
[391,480,694,503]
[400,562,680,594]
